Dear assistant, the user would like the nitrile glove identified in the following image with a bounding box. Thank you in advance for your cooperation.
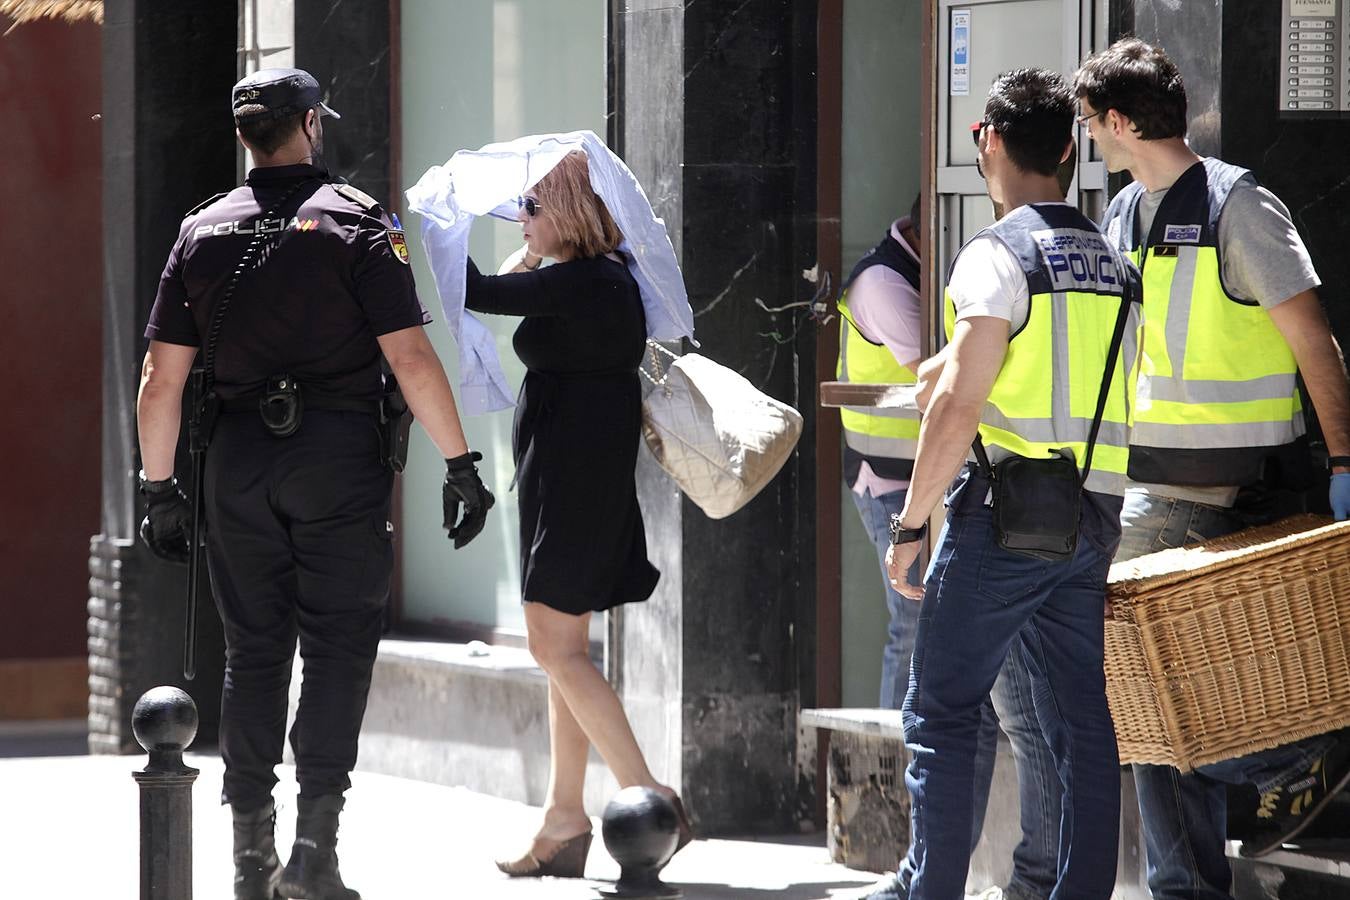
[1331,472,1350,521]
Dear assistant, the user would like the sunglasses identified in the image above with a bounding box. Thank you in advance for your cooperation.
[517,196,544,217]
[970,120,986,147]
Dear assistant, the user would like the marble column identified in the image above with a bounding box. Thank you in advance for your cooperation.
[91,0,236,753]
[615,0,821,833]
[294,0,394,200]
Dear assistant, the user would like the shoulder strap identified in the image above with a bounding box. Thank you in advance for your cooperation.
[332,182,380,212]
[971,258,1140,486]
[1076,266,1140,486]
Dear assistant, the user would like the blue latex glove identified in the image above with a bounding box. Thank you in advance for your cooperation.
[1331,472,1350,520]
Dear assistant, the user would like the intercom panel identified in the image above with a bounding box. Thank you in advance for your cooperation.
[1280,0,1350,115]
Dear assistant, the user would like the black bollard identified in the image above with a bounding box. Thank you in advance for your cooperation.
[131,686,200,900]
[598,786,683,899]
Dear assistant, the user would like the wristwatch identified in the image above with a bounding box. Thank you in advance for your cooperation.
[1329,456,1350,471]
[888,513,927,545]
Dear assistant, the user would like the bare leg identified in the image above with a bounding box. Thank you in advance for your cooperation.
[539,676,593,841]
[525,602,664,791]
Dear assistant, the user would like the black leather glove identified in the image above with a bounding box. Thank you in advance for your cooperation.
[443,451,494,549]
[138,473,193,564]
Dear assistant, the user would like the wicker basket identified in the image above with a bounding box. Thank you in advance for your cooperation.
[1104,514,1350,772]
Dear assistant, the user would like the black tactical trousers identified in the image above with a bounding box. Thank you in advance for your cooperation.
[204,409,394,809]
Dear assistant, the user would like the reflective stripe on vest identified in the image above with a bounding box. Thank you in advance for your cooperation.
[944,203,1140,497]
[1103,158,1304,485]
[835,228,922,471]
[837,296,920,464]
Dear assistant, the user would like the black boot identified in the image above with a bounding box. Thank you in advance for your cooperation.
[278,795,360,900]
[232,800,283,900]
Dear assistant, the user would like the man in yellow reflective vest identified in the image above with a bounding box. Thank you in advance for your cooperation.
[1076,38,1350,897]
[885,67,1141,900]
[863,150,1088,900]
[835,197,929,711]
[966,39,1350,900]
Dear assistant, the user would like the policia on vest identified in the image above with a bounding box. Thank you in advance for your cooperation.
[884,69,1140,900]
[835,197,925,711]
[136,69,493,900]
[1075,39,1350,897]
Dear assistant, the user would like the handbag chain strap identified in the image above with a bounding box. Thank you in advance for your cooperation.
[639,338,679,395]
[973,276,1139,486]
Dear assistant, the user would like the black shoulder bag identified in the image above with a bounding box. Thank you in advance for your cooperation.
[972,289,1135,562]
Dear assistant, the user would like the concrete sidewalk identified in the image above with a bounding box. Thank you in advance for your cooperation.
[0,751,881,900]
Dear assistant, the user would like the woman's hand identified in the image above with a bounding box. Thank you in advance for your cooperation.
[497,244,545,275]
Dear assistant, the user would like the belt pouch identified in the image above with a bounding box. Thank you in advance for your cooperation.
[992,450,1080,561]
[260,375,303,437]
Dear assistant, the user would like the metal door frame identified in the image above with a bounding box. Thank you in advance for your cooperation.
[930,0,1109,338]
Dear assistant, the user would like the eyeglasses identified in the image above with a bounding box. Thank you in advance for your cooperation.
[517,196,544,217]
[1076,110,1100,126]
[970,120,986,147]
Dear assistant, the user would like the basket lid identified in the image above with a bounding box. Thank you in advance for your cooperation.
[1107,514,1347,599]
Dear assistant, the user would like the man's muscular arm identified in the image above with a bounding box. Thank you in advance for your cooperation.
[137,341,197,480]
[1269,290,1350,467]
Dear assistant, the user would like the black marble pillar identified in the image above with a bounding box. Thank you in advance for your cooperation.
[294,0,393,201]
[1121,0,1223,157]
[1218,0,1350,350]
[616,0,820,833]
[92,0,235,752]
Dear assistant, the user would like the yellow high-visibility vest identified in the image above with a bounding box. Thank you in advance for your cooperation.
[835,229,922,479]
[944,203,1141,497]
[1102,159,1304,486]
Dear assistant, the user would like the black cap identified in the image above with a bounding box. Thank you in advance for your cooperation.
[232,68,341,123]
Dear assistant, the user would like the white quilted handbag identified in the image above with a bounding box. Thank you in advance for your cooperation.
[640,341,804,519]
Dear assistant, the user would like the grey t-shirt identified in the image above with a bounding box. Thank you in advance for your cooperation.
[1124,174,1320,506]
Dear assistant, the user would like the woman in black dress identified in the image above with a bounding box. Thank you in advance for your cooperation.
[465,151,690,878]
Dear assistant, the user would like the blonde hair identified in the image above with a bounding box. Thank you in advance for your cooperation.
[532,151,624,259]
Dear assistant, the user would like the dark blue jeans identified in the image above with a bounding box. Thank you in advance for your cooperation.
[849,485,922,709]
[1117,491,1333,900]
[892,658,1051,900]
[904,471,1122,900]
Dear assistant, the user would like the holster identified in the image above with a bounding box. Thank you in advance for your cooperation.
[188,368,219,452]
[260,374,303,438]
[378,372,412,473]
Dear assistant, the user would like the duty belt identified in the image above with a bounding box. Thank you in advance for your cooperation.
[218,395,380,414]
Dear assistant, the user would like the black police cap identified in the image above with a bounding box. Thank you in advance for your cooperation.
[232,68,341,123]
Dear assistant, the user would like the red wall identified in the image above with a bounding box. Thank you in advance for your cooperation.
[0,18,103,659]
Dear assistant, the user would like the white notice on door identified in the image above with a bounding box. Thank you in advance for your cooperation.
[951,10,971,96]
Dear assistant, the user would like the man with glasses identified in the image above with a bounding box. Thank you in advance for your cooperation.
[1071,37,1350,898]
[885,67,1139,900]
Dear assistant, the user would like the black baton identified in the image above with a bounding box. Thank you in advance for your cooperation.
[184,449,204,680]
[184,369,211,681]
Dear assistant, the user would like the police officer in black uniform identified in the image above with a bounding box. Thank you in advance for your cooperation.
[135,68,493,900]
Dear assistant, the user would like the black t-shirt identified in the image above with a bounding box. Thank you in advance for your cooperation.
[145,163,431,402]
